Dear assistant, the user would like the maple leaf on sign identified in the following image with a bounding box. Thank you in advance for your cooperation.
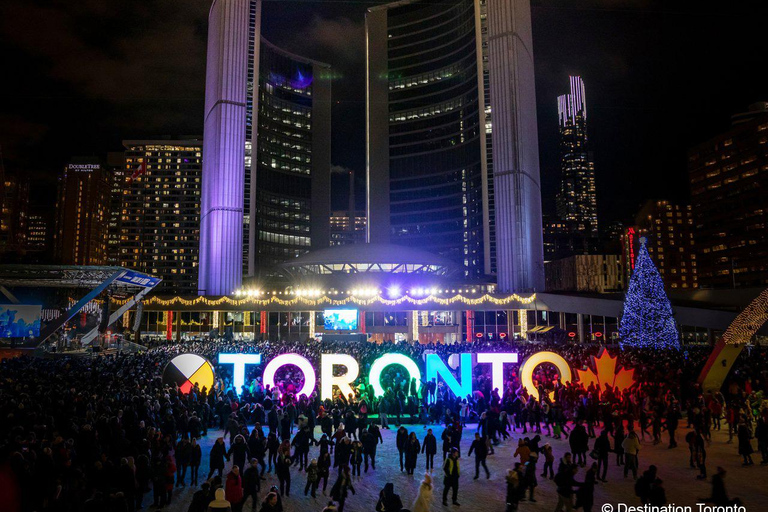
[576,349,636,394]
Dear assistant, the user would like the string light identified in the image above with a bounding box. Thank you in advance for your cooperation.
[721,288,768,345]
[113,292,537,308]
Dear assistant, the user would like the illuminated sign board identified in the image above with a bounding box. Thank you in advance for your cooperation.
[324,309,358,330]
[209,350,629,401]
[66,164,101,171]
[115,270,162,288]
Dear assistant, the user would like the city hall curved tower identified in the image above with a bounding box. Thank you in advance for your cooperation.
[199,0,249,296]
[366,0,543,290]
[200,0,331,295]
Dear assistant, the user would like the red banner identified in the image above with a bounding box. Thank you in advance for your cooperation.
[166,311,173,341]
[260,311,267,335]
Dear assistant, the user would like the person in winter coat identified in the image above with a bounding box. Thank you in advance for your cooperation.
[468,432,490,479]
[703,467,741,506]
[570,423,590,467]
[350,440,364,476]
[506,467,521,512]
[442,448,460,506]
[635,465,657,504]
[593,430,611,482]
[649,478,667,506]
[248,429,267,476]
[304,459,320,498]
[163,455,177,506]
[554,463,580,512]
[209,438,229,479]
[523,452,538,502]
[189,482,212,512]
[412,473,433,512]
[367,423,384,469]
[318,452,332,494]
[267,433,280,472]
[737,423,754,465]
[622,430,641,479]
[405,433,421,475]
[242,459,261,511]
[541,443,556,480]
[228,435,251,476]
[291,427,312,471]
[177,437,192,487]
[258,492,280,512]
[190,438,203,485]
[329,466,355,512]
[275,442,292,497]
[514,438,531,464]
[225,466,244,512]
[422,428,438,471]
[334,436,352,469]
[613,426,626,466]
[318,434,334,459]
[574,463,597,512]
[207,487,232,512]
[396,427,409,471]
[376,482,403,512]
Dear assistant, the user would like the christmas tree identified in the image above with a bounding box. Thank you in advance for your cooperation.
[619,237,680,349]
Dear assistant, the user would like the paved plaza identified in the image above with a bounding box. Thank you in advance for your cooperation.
[167,421,765,512]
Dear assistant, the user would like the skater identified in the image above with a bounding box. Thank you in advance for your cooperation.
[422,428,437,471]
[468,432,490,480]
[442,448,461,506]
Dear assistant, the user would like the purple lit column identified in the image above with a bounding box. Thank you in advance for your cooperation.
[487,0,545,292]
[199,0,249,295]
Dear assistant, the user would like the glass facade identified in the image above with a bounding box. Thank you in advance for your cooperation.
[243,2,331,280]
[385,0,487,278]
[556,76,598,239]
[252,41,315,278]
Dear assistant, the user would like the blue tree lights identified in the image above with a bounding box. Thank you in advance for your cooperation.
[620,238,680,349]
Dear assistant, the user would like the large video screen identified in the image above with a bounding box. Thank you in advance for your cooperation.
[0,304,42,338]
[324,309,358,331]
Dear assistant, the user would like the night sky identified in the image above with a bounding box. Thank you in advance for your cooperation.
[1,0,767,223]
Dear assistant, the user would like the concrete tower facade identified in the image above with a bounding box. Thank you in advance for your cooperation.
[486,0,544,291]
[199,0,249,295]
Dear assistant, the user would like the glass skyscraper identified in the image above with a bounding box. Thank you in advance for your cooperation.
[366,0,491,279]
[246,36,332,280]
[556,76,598,240]
[366,0,543,289]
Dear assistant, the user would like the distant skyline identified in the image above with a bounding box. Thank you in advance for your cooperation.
[2,0,768,223]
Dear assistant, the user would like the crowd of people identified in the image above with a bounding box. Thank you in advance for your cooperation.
[0,337,765,512]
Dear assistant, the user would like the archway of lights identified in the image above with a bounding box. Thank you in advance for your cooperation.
[699,288,768,391]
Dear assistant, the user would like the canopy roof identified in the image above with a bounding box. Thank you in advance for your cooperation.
[278,243,460,277]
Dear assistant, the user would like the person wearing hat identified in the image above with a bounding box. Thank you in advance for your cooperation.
[207,487,232,512]
[305,458,320,498]
[242,458,261,511]
[442,448,461,506]
[413,473,433,512]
